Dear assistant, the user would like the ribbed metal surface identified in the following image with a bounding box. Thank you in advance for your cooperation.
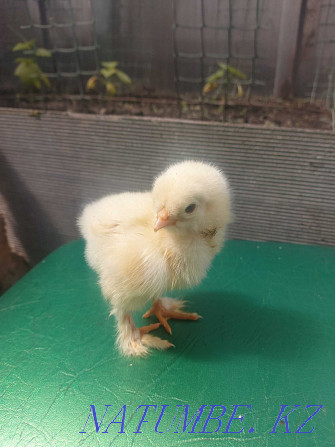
[0,107,334,263]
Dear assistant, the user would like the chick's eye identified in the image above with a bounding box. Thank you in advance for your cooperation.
[185,203,196,214]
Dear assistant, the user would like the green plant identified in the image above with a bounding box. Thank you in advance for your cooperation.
[203,63,247,101]
[13,39,51,90]
[86,62,131,96]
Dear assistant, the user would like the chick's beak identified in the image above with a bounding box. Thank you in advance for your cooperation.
[154,208,177,232]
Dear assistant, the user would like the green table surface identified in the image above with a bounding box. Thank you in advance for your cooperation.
[0,239,334,447]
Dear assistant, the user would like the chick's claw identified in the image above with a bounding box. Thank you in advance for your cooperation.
[143,297,201,335]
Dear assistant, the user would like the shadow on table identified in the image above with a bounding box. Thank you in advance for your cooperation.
[167,291,321,363]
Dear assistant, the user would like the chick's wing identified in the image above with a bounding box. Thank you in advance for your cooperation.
[79,192,168,308]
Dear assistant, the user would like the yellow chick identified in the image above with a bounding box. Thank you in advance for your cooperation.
[78,161,231,356]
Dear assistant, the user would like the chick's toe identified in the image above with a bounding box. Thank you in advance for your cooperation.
[139,322,161,335]
[143,297,201,335]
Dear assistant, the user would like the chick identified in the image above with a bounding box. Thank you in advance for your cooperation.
[78,161,231,356]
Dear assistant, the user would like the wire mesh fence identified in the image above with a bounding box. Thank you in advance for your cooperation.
[172,0,271,119]
[0,0,334,126]
[1,0,100,95]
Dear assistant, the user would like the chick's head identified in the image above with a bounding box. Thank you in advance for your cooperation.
[152,160,231,234]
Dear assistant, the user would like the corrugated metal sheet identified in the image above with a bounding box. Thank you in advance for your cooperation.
[0,107,334,263]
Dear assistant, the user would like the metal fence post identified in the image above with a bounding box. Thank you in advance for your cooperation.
[273,0,304,98]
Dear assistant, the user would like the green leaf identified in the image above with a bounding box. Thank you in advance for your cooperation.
[40,73,51,87]
[101,61,119,69]
[100,68,116,79]
[105,81,116,95]
[217,62,228,71]
[14,60,38,85]
[206,69,224,83]
[35,48,52,57]
[226,65,247,80]
[203,82,218,94]
[14,59,50,89]
[237,84,244,97]
[33,79,42,89]
[13,40,36,52]
[86,75,98,91]
[216,63,247,80]
[14,62,26,79]
[114,69,131,84]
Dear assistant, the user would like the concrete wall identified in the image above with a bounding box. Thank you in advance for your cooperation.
[0,107,334,264]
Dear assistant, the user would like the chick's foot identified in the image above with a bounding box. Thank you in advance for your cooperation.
[143,297,201,335]
[139,322,174,351]
[117,315,173,357]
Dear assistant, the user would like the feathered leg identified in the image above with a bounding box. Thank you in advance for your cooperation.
[114,310,173,357]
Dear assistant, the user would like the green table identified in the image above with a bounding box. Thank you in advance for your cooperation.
[0,240,334,446]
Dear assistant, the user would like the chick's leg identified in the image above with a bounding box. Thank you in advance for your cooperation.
[115,311,173,357]
[143,297,201,335]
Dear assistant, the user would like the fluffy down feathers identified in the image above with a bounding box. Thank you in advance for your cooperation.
[78,160,231,356]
